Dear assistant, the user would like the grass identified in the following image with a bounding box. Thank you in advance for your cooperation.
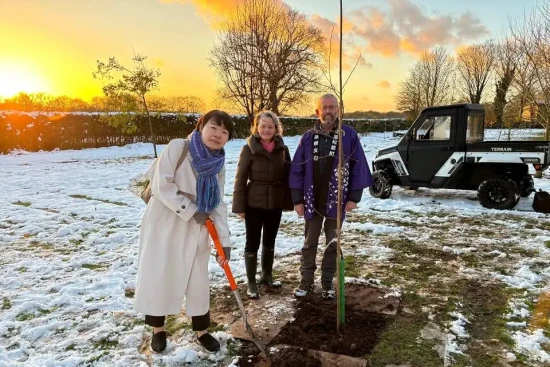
[81,263,107,270]
[344,255,362,278]
[343,210,550,366]
[12,201,31,207]
[165,315,192,335]
[226,339,242,357]
[87,351,109,364]
[449,280,516,366]
[2,298,11,310]
[16,313,35,321]
[209,321,225,332]
[30,242,54,250]
[135,179,149,189]
[39,307,58,315]
[367,277,519,367]
[94,337,119,350]
[69,194,129,207]
[368,313,441,366]
[124,288,135,298]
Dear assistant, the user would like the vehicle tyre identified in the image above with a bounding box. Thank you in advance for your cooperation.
[477,176,520,210]
[369,170,392,199]
[520,174,534,197]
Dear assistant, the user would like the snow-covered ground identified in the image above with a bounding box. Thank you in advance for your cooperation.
[1,129,549,366]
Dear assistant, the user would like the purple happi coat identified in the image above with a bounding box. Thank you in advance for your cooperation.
[289,124,373,220]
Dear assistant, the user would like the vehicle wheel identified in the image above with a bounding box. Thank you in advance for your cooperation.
[477,177,520,210]
[520,174,534,197]
[369,170,392,199]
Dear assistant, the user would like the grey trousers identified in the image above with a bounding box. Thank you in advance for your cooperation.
[300,214,337,283]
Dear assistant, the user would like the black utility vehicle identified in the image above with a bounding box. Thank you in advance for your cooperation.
[370,104,550,210]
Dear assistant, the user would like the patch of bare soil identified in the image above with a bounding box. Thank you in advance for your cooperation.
[271,284,392,357]
[231,283,397,366]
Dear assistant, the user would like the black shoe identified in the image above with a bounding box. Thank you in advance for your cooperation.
[196,333,220,353]
[151,331,167,353]
[322,281,335,299]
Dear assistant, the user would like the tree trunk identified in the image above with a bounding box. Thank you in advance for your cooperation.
[143,96,158,158]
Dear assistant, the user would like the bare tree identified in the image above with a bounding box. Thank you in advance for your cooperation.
[180,96,206,114]
[396,63,424,120]
[209,0,325,122]
[47,95,74,112]
[493,39,520,128]
[456,40,497,104]
[93,53,161,157]
[396,46,455,120]
[510,0,550,139]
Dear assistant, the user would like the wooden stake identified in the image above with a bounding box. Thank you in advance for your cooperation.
[336,0,344,332]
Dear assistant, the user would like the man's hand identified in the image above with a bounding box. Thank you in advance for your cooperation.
[345,201,357,212]
[294,204,304,217]
[236,213,245,219]
[193,211,209,226]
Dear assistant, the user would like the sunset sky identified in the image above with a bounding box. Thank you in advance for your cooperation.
[0,0,539,113]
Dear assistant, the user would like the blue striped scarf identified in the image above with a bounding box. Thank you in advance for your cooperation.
[190,131,225,213]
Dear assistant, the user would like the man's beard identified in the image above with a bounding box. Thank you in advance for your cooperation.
[321,114,335,124]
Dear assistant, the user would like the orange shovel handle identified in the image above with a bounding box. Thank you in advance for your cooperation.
[205,219,238,291]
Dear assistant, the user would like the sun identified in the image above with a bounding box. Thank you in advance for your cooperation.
[0,65,49,98]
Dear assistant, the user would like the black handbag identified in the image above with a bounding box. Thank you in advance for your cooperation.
[532,190,550,214]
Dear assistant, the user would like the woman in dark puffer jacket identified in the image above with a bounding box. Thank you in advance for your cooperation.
[232,110,293,298]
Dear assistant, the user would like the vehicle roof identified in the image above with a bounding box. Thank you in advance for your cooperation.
[422,103,484,113]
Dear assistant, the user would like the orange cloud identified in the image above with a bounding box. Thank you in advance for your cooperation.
[334,0,490,58]
[158,0,239,16]
[377,80,391,89]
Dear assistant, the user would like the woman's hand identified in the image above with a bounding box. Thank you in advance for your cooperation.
[216,246,231,267]
[217,257,229,267]
[237,213,245,219]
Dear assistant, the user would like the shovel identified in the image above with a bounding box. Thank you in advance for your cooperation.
[205,218,270,360]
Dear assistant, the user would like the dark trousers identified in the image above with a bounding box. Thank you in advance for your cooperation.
[145,311,210,331]
[300,214,337,283]
[244,206,283,253]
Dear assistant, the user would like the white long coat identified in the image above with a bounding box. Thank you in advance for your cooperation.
[134,138,230,317]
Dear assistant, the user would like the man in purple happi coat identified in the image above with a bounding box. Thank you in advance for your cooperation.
[289,93,372,299]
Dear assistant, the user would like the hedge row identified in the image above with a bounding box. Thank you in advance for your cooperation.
[0,112,408,153]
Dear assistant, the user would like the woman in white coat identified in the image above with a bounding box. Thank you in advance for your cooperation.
[135,110,234,353]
